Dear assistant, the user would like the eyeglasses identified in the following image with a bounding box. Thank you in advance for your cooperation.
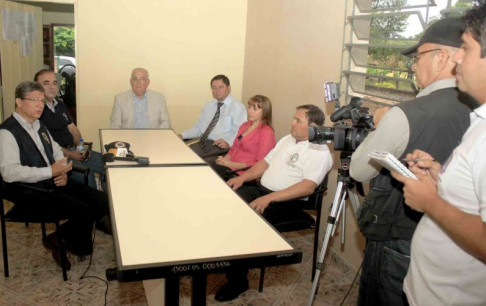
[131,77,149,83]
[22,98,47,104]
[411,48,442,63]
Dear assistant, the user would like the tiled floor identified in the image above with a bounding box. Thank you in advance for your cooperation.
[0,200,359,305]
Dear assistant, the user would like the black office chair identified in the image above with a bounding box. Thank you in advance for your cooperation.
[183,138,230,158]
[223,166,251,181]
[258,175,329,292]
[0,165,90,281]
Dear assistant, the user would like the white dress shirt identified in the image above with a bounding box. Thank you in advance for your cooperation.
[181,94,247,145]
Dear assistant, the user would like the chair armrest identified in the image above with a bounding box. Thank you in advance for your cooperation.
[270,186,328,205]
[200,148,230,158]
[72,164,90,175]
[225,166,251,177]
[224,166,251,181]
[83,142,93,151]
[183,138,200,145]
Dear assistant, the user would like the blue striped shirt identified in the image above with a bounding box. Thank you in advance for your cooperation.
[133,93,150,128]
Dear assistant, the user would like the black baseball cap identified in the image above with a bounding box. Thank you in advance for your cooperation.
[401,18,465,56]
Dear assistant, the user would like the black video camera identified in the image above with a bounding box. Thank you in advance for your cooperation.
[309,97,374,153]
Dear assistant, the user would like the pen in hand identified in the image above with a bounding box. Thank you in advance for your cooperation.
[402,158,436,162]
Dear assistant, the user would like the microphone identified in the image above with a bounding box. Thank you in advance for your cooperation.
[330,97,362,122]
[102,153,150,165]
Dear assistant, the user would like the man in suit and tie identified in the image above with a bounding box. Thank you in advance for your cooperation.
[180,74,247,158]
[110,68,171,129]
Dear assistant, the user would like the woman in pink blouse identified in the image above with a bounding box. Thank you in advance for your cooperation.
[212,95,275,179]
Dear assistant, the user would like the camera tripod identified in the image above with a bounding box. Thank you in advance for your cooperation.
[308,152,362,306]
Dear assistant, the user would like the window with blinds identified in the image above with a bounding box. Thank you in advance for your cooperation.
[342,0,476,113]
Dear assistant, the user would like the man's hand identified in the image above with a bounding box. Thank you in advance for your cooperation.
[178,134,183,140]
[404,149,441,183]
[250,196,272,214]
[227,176,245,190]
[373,106,391,126]
[391,166,440,213]
[213,139,229,149]
[68,150,87,161]
[53,173,68,186]
[51,158,73,177]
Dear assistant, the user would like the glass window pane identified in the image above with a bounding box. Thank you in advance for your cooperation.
[349,11,425,40]
[355,0,437,13]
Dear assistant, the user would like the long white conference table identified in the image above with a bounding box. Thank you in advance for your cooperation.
[100,129,205,166]
[100,129,302,305]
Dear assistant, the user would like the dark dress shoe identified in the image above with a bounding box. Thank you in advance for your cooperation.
[96,215,113,235]
[215,281,249,302]
[65,242,93,257]
[42,233,71,271]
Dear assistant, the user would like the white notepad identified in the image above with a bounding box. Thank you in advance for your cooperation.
[369,151,418,180]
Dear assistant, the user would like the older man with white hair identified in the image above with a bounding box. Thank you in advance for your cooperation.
[110,68,171,129]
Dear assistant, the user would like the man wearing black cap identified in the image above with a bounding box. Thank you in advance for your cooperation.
[350,18,477,306]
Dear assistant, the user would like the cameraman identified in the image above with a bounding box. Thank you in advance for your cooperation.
[349,18,477,306]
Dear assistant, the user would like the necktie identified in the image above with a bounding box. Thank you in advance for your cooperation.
[200,102,223,146]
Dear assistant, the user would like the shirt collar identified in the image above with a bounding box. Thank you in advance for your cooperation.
[416,78,457,98]
[13,111,40,131]
[473,102,486,119]
[216,94,233,107]
[290,135,310,146]
[45,98,58,112]
[132,92,147,100]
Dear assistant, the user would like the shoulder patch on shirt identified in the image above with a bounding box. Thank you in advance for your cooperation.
[62,113,69,121]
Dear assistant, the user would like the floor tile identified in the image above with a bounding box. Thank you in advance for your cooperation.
[1,201,359,306]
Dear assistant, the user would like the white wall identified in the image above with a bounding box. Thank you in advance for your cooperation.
[243,0,365,269]
[75,0,248,149]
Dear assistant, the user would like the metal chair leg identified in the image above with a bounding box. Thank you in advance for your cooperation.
[41,223,47,239]
[312,207,322,281]
[259,268,265,292]
[55,222,68,281]
[1,209,9,277]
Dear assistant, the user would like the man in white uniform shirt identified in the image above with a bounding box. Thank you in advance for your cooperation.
[214,104,333,302]
[392,4,486,305]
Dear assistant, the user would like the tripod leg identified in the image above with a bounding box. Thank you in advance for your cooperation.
[348,189,361,213]
[331,193,347,237]
[342,200,346,244]
[307,182,346,306]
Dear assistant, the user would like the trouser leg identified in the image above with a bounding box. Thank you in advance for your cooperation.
[208,162,231,180]
[358,239,411,306]
[226,266,249,285]
[59,179,109,222]
[236,184,269,203]
[70,150,104,190]
[262,199,304,226]
[378,239,411,306]
[358,240,381,306]
[5,183,98,256]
